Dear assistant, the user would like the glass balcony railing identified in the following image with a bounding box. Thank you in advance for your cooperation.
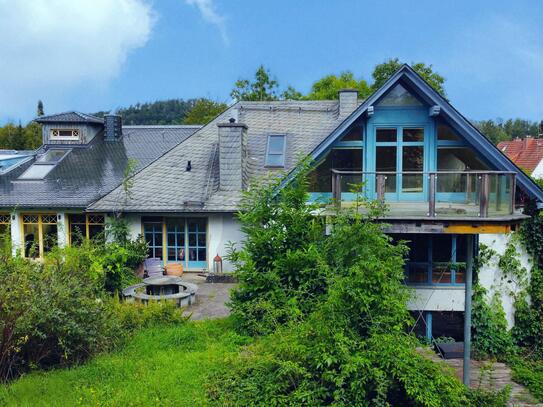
[329,170,517,218]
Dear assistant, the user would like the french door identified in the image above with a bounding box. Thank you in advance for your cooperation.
[372,126,426,201]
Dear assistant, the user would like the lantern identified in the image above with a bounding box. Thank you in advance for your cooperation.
[213,254,223,274]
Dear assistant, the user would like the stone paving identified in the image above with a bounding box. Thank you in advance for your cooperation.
[181,273,236,320]
[421,348,542,407]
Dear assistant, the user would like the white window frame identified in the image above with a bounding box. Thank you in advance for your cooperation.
[50,128,80,141]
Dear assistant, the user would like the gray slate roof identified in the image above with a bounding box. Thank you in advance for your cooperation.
[35,111,104,124]
[0,126,200,209]
[90,100,347,212]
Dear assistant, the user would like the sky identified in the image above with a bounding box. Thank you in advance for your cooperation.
[1,0,543,124]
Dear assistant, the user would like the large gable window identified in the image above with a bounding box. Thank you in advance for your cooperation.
[265,135,286,167]
[50,129,80,141]
[377,84,423,107]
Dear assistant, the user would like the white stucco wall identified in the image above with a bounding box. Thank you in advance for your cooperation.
[207,213,244,272]
[531,159,543,179]
[407,287,465,311]
[10,212,21,256]
[124,214,142,240]
[478,233,532,329]
[57,212,68,248]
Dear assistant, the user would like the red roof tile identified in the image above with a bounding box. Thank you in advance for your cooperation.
[497,137,543,173]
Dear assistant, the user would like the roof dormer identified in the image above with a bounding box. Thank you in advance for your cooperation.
[35,111,104,145]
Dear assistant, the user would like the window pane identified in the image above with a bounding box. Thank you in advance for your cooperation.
[19,164,55,180]
[36,149,67,163]
[167,233,176,247]
[340,125,362,142]
[377,84,423,106]
[70,214,86,224]
[432,264,452,283]
[455,235,468,262]
[88,225,104,241]
[408,264,429,283]
[268,135,285,153]
[437,148,488,171]
[403,128,424,142]
[433,235,452,262]
[24,223,39,258]
[308,153,332,193]
[198,248,206,261]
[402,146,424,193]
[189,234,196,246]
[266,154,284,166]
[43,224,58,253]
[70,224,85,246]
[376,128,396,142]
[437,123,461,141]
[188,248,197,261]
[406,236,428,262]
[198,234,206,246]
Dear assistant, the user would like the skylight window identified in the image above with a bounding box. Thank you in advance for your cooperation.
[36,149,68,163]
[18,164,55,180]
[265,135,286,167]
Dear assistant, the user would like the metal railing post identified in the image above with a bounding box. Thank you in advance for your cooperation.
[479,174,489,218]
[428,173,436,217]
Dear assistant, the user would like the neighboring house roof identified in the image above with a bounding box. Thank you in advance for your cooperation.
[497,137,543,174]
[0,126,200,209]
[90,100,346,212]
[35,111,104,124]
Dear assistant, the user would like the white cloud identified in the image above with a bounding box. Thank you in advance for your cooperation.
[0,0,154,121]
[185,0,228,45]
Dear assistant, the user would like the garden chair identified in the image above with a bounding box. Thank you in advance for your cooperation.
[144,257,164,278]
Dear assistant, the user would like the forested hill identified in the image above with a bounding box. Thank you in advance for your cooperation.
[93,99,196,125]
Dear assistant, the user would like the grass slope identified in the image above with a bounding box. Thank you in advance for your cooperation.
[0,318,248,407]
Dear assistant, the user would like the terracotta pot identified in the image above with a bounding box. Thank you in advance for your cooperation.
[165,263,183,277]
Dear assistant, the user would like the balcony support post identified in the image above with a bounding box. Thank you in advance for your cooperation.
[376,174,385,203]
[463,234,474,386]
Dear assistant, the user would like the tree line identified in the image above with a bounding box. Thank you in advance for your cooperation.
[1,59,541,150]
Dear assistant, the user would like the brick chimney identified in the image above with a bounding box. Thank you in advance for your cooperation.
[524,135,532,149]
[217,119,248,191]
[338,89,359,117]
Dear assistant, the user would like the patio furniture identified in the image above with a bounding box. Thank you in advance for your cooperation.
[144,257,164,278]
[165,263,183,277]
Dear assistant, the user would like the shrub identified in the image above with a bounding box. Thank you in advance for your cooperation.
[111,298,188,333]
[510,357,543,402]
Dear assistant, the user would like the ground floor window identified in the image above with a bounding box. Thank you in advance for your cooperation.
[411,311,464,342]
[22,214,57,258]
[143,217,207,269]
[0,214,10,250]
[390,234,468,285]
[69,214,105,245]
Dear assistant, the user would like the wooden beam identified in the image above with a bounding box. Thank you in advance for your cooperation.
[444,224,511,234]
[429,105,441,117]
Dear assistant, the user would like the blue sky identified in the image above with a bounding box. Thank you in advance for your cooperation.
[1,0,543,124]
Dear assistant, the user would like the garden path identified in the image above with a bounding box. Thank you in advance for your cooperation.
[181,273,236,320]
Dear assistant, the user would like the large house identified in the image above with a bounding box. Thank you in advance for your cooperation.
[1,65,542,344]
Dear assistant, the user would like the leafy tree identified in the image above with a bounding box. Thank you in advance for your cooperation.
[183,98,227,125]
[231,65,280,101]
[36,100,44,117]
[94,99,195,125]
[306,71,371,100]
[280,85,303,100]
[371,58,447,97]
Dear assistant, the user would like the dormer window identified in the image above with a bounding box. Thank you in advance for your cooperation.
[265,134,286,167]
[50,128,80,141]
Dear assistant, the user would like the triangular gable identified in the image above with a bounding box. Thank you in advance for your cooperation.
[305,64,543,202]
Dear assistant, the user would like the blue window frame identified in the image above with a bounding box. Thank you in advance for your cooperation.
[143,217,208,269]
[265,135,286,167]
[392,234,467,286]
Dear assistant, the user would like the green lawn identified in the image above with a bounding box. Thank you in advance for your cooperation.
[0,318,248,407]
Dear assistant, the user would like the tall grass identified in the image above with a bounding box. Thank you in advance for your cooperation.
[0,318,249,406]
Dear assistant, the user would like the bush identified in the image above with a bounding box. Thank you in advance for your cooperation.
[510,357,543,402]
[111,298,188,333]
[0,253,117,381]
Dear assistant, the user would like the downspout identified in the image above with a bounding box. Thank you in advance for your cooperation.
[463,234,474,386]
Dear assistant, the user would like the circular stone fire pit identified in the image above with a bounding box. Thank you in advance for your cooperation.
[122,276,198,307]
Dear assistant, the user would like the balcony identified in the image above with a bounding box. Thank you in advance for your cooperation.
[329,170,518,220]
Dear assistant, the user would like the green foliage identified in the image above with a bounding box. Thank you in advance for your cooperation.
[370,58,446,97]
[306,71,370,100]
[231,65,281,101]
[474,118,541,144]
[510,357,543,402]
[0,121,42,150]
[93,98,195,125]
[471,284,516,360]
[183,98,227,125]
[36,100,44,117]
[216,168,487,406]
[465,387,511,407]
[0,319,243,406]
